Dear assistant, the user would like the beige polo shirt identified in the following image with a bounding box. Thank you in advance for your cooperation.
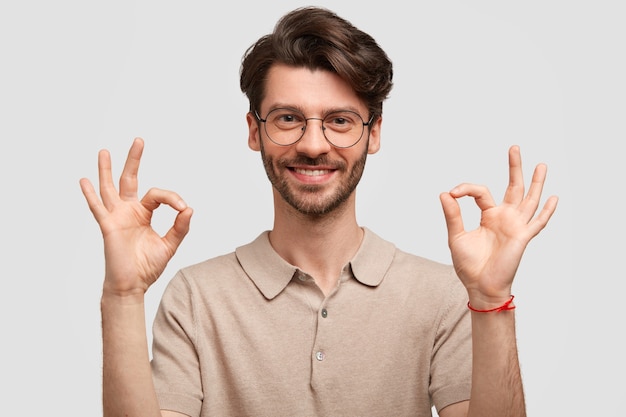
[151,228,472,416]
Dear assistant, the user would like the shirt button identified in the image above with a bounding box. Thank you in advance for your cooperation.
[321,308,328,318]
[315,351,325,361]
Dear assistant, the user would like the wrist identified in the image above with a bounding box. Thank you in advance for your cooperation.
[101,287,146,307]
[468,295,516,313]
[466,287,513,307]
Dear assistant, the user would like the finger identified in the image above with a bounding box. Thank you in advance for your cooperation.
[440,192,465,240]
[141,187,188,213]
[119,137,145,201]
[79,177,108,222]
[163,207,194,252]
[141,188,192,253]
[97,148,119,210]
[502,145,525,205]
[449,183,496,212]
[527,195,559,238]
[518,163,548,220]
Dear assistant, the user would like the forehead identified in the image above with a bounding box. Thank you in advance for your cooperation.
[261,64,366,115]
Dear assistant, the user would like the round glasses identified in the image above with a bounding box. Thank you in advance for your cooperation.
[255,108,374,148]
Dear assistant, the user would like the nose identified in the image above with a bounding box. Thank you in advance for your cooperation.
[294,118,332,157]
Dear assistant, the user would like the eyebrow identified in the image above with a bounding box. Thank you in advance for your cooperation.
[265,103,365,117]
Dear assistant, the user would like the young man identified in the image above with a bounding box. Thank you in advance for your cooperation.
[80,6,558,417]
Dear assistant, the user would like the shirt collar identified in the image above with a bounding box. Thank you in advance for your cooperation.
[235,228,396,300]
[350,227,396,287]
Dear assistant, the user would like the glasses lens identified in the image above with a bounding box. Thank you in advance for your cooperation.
[322,111,365,148]
[264,109,306,146]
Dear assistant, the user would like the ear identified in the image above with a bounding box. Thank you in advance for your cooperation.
[246,112,261,151]
[367,115,382,154]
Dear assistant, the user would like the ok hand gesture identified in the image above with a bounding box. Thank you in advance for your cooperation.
[80,138,193,298]
[439,145,558,309]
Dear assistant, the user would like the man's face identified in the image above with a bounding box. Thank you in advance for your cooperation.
[246,64,381,217]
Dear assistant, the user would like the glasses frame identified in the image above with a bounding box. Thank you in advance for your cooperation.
[254,108,375,149]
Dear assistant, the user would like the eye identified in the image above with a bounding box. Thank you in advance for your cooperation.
[325,111,359,131]
[330,116,348,125]
[278,114,296,123]
[269,109,305,128]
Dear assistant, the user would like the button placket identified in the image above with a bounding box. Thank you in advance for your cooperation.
[313,304,330,364]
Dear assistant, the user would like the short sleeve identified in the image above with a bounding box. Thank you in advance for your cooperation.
[151,271,203,417]
[429,272,472,412]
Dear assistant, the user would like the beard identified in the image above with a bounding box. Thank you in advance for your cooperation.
[260,140,368,217]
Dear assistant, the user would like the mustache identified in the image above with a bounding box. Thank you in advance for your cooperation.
[278,155,346,169]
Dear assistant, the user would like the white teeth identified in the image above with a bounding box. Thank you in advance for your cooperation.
[295,168,329,176]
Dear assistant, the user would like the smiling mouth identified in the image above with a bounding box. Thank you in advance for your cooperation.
[292,168,333,176]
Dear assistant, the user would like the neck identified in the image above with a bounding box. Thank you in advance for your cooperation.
[269,193,363,295]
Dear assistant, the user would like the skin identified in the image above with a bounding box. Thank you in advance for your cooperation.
[80,64,558,417]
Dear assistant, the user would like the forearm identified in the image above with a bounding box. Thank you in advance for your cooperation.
[101,293,162,417]
[467,310,526,417]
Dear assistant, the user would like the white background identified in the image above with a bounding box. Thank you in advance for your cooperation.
[1,0,622,415]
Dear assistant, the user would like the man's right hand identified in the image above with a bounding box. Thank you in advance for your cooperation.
[79,137,193,299]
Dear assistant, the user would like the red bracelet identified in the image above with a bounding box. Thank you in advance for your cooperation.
[467,295,516,313]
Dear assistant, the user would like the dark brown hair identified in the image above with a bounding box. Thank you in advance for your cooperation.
[240,6,393,121]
